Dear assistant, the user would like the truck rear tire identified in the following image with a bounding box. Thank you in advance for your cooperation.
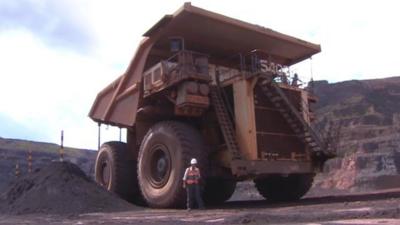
[254,174,314,202]
[137,121,207,208]
[94,141,142,204]
[203,178,236,205]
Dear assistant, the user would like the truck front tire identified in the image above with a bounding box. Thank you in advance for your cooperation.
[254,173,314,202]
[94,141,142,204]
[137,121,207,208]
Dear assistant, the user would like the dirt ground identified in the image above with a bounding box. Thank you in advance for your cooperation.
[1,188,400,225]
[2,162,400,225]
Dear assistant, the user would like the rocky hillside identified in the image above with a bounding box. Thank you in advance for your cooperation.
[0,137,96,192]
[312,76,400,191]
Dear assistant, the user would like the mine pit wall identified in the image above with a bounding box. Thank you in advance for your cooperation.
[233,77,311,162]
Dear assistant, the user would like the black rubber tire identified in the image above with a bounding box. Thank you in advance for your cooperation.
[203,178,236,205]
[137,121,207,208]
[254,173,315,202]
[94,141,142,204]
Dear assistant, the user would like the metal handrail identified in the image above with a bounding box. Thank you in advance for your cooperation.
[269,81,324,150]
[215,54,339,156]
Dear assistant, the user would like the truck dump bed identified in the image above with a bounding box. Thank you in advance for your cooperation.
[89,3,320,127]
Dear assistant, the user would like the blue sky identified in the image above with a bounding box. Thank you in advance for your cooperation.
[0,0,93,52]
[0,0,399,149]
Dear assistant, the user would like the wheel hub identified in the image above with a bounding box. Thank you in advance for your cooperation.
[157,158,167,174]
[100,160,111,187]
[149,145,171,188]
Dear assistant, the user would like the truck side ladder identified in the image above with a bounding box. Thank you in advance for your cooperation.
[259,80,334,157]
[210,86,242,160]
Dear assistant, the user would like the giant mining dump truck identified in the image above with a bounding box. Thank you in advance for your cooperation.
[89,3,335,208]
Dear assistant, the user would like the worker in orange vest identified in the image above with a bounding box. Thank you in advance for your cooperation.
[182,158,204,210]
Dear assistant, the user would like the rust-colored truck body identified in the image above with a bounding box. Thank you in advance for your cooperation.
[90,3,333,208]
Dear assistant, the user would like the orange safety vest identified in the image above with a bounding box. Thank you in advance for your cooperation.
[186,167,200,185]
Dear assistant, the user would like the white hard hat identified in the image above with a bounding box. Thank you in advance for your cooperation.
[190,158,197,164]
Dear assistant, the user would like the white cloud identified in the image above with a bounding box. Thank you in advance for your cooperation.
[0,29,122,149]
[0,0,94,52]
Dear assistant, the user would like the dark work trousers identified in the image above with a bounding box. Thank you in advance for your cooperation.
[186,184,204,209]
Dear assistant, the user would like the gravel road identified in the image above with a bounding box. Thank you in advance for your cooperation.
[1,188,400,225]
